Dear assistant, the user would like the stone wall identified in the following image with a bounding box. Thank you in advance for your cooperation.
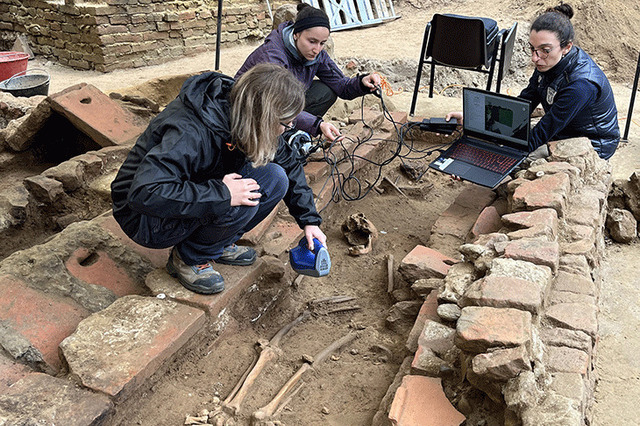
[0,0,272,72]
[382,138,612,425]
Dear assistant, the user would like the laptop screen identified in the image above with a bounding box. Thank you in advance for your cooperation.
[463,88,531,149]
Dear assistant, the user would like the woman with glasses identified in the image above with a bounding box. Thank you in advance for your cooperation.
[235,3,381,142]
[111,64,326,295]
[448,3,619,160]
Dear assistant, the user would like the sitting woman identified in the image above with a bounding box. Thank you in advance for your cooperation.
[448,3,620,160]
[111,63,326,295]
[235,3,381,142]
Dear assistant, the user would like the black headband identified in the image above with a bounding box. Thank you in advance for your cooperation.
[293,16,330,34]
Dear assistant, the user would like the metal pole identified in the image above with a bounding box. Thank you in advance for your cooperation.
[215,0,223,71]
[623,50,640,141]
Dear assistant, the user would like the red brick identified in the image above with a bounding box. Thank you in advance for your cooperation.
[512,173,571,216]
[467,205,503,242]
[0,274,90,373]
[462,275,543,314]
[546,303,597,338]
[0,354,30,393]
[455,306,532,353]
[502,208,558,241]
[503,239,559,272]
[379,111,408,134]
[60,295,205,400]
[145,258,264,317]
[65,247,145,297]
[94,213,170,269]
[348,106,384,127]
[0,372,113,425]
[398,245,456,282]
[48,83,146,147]
[237,205,279,246]
[262,218,304,258]
[303,160,329,183]
[553,271,596,296]
[388,376,465,425]
[405,294,439,352]
[545,346,589,375]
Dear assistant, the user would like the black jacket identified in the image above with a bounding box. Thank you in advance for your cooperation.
[111,71,321,248]
[519,47,619,159]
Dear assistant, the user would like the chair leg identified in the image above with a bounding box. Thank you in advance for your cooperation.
[410,58,425,116]
[429,63,436,98]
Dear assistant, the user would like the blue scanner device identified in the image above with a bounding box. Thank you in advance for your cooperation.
[289,237,331,277]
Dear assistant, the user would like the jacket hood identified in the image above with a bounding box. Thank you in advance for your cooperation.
[179,71,234,139]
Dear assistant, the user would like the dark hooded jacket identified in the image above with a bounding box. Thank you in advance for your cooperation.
[111,71,321,249]
[235,22,369,136]
[519,47,619,159]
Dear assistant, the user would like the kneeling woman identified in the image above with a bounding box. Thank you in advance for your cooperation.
[111,63,326,295]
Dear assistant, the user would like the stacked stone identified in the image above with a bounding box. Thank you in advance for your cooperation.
[384,137,610,424]
[0,0,271,72]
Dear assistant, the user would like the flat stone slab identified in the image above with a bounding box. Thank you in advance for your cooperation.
[0,372,113,425]
[48,83,146,147]
[456,306,532,353]
[60,295,205,400]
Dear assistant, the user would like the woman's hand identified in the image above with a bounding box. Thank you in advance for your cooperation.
[319,121,343,142]
[446,111,463,124]
[303,225,327,251]
[223,173,261,206]
[361,73,382,90]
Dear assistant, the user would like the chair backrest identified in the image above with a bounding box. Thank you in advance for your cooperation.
[426,14,497,69]
[500,22,518,74]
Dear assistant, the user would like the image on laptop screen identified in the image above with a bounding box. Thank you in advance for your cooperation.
[463,89,530,148]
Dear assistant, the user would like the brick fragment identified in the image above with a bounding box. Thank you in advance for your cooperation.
[545,303,598,339]
[398,245,456,283]
[462,275,543,314]
[502,208,558,241]
[467,204,503,242]
[0,372,113,425]
[23,175,64,204]
[545,346,589,375]
[472,345,531,380]
[388,376,465,425]
[503,239,559,273]
[512,173,570,217]
[455,306,532,353]
[553,271,596,296]
[405,294,440,353]
[60,295,205,400]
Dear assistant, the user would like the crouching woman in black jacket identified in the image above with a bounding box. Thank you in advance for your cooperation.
[111,63,326,295]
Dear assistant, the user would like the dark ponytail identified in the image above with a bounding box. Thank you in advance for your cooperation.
[531,3,575,47]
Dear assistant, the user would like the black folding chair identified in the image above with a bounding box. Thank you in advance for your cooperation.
[410,13,502,115]
[495,22,518,94]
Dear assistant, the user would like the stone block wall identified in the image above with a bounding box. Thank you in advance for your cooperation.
[0,0,272,72]
[383,137,612,425]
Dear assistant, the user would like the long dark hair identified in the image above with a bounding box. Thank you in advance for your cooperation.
[531,3,575,47]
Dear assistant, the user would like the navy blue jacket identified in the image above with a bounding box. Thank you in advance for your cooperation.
[519,47,619,159]
[111,71,321,249]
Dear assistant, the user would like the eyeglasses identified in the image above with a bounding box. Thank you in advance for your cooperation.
[280,122,295,131]
[525,44,559,59]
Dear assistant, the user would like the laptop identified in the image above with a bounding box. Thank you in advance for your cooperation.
[429,87,532,189]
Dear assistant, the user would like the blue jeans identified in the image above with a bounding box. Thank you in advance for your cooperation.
[176,162,289,265]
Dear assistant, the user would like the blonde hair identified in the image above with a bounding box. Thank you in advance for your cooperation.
[230,63,305,166]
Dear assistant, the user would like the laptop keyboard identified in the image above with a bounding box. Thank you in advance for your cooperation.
[449,143,519,174]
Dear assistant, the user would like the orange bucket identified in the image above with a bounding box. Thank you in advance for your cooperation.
[0,52,29,82]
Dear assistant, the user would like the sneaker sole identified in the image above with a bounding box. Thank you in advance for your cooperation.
[166,260,225,295]
[215,256,257,266]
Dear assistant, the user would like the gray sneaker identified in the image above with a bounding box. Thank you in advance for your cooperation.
[166,247,225,294]
[216,244,257,266]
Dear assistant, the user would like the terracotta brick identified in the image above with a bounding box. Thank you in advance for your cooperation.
[539,327,592,354]
[467,205,503,242]
[93,212,170,269]
[471,345,531,380]
[547,290,596,306]
[553,271,596,296]
[65,247,145,296]
[545,303,598,338]
[48,83,146,147]
[0,274,90,374]
[503,239,559,273]
[462,275,543,314]
[388,375,465,425]
[502,208,558,241]
[262,218,304,258]
[455,306,532,353]
[0,372,113,425]
[545,346,590,375]
[379,111,408,134]
[237,205,279,246]
[398,245,456,282]
[145,258,264,317]
[511,173,571,216]
[405,293,440,353]
[348,106,384,127]
[0,354,30,393]
[60,295,205,400]
[303,160,329,183]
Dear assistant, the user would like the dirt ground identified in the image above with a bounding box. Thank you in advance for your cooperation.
[9,0,640,424]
